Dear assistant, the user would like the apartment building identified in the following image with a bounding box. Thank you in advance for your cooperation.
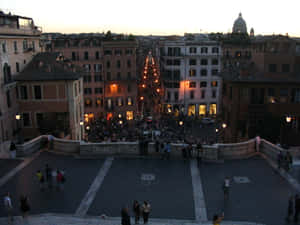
[0,11,42,144]
[50,36,138,121]
[222,35,300,144]
[15,52,84,140]
[158,34,222,117]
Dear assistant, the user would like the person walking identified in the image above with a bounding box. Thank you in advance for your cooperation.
[286,195,294,222]
[52,168,57,190]
[286,152,293,172]
[56,169,63,191]
[121,207,131,225]
[45,164,52,189]
[163,142,171,160]
[19,195,30,219]
[4,192,13,224]
[133,200,140,224]
[141,201,151,224]
[223,177,230,200]
[36,170,45,191]
[294,194,300,222]
[196,141,203,167]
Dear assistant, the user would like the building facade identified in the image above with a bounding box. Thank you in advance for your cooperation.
[15,53,84,140]
[222,35,300,144]
[49,37,138,122]
[0,11,42,145]
[158,34,222,117]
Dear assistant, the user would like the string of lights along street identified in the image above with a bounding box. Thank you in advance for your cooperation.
[139,51,163,116]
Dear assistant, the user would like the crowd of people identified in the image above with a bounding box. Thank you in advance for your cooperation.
[85,115,215,145]
[36,164,66,191]
[121,200,151,225]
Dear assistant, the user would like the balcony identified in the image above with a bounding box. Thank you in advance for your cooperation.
[0,26,42,36]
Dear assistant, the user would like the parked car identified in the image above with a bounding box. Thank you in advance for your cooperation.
[201,117,215,124]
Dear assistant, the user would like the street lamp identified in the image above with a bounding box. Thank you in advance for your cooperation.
[119,120,123,125]
[216,128,219,133]
[16,114,21,120]
[222,123,227,129]
[286,116,292,123]
[15,113,22,144]
[79,121,84,140]
[179,121,183,126]
[86,126,90,131]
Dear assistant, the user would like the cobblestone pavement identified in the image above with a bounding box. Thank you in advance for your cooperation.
[0,214,265,225]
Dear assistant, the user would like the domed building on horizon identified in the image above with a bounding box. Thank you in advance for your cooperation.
[232,13,248,34]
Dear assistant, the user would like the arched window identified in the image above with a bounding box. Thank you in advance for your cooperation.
[3,63,12,84]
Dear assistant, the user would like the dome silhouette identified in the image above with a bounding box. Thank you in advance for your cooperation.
[232,13,247,33]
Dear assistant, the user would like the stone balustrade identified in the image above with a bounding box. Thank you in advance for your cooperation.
[15,135,293,164]
[260,139,284,163]
[217,139,256,160]
[52,137,80,154]
[16,135,48,157]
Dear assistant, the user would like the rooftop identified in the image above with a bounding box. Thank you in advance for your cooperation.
[15,52,82,81]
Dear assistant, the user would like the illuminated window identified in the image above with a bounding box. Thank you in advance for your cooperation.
[211,81,218,87]
[126,111,133,120]
[85,98,92,107]
[96,98,102,107]
[118,98,123,106]
[188,104,196,116]
[199,105,206,116]
[209,103,217,115]
[107,99,112,109]
[127,97,132,106]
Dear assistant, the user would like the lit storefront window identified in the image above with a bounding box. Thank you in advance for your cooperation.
[199,104,206,116]
[209,103,217,115]
[126,111,133,120]
[188,104,195,116]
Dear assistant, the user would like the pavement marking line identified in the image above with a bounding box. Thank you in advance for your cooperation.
[190,159,208,222]
[75,157,114,217]
[260,153,300,192]
[0,150,42,188]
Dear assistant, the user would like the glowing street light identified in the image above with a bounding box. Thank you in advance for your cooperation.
[140,96,144,101]
[154,79,158,83]
[286,116,292,123]
[119,120,123,125]
[222,123,227,129]
[118,114,122,118]
[156,88,160,93]
[142,84,146,88]
[16,114,21,120]
[86,126,90,131]
[179,121,183,126]
[143,76,147,79]
[216,128,219,133]
[79,121,84,126]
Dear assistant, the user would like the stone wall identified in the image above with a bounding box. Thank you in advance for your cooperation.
[16,135,48,157]
[217,139,257,160]
[52,137,80,154]
[80,142,139,155]
[260,139,283,163]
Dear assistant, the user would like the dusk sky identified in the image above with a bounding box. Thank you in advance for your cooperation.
[1,0,300,36]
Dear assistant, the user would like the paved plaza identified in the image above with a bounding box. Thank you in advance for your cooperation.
[0,150,299,225]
